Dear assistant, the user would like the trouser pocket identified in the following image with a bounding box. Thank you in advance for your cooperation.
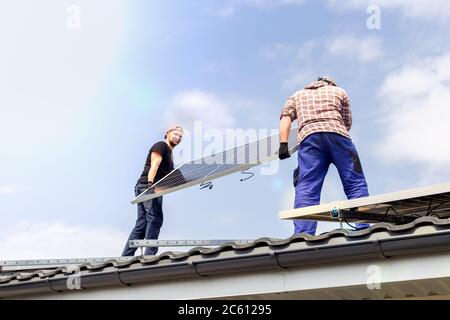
[351,151,363,174]
[293,166,300,187]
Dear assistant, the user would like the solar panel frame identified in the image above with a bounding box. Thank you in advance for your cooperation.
[131,126,299,204]
[279,182,450,224]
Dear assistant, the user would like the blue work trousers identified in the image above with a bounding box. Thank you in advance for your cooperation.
[293,132,370,235]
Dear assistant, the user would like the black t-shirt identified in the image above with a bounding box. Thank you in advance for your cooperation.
[138,141,174,185]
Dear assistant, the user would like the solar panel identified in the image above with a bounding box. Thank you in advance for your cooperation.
[279,182,450,224]
[131,126,299,204]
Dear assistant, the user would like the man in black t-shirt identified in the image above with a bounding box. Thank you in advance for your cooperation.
[122,125,183,256]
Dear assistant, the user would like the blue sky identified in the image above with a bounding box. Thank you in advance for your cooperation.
[1,0,450,259]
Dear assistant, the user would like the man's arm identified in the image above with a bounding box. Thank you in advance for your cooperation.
[278,96,296,160]
[279,116,292,143]
[342,92,352,131]
[279,96,297,141]
[147,151,163,185]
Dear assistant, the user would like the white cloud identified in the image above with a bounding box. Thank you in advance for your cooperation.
[282,72,314,92]
[203,61,233,78]
[260,43,295,60]
[280,41,318,91]
[237,0,305,8]
[163,90,274,164]
[218,6,235,17]
[329,0,450,22]
[0,186,15,195]
[208,0,305,17]
[265,36,382,92]
[415,166,450,188]
[328,35,383,62]
[0,221,128,260]
[164,90,236,131]
[375,53,450,169]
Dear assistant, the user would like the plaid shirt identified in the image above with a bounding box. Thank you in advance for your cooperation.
[280,80,352,144]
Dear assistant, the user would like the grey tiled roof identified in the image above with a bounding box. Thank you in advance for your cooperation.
[1,216,450,298]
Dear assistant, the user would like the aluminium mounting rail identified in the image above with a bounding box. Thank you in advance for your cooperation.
[0,257,134,271]
[128,239,255,248]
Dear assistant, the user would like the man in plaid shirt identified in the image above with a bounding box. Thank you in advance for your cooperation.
[279,76,369,235]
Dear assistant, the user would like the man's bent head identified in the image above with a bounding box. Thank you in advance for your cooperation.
[165,124,183,148]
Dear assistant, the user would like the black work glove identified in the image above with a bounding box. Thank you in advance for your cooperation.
[278,142,290,160]
[147,181,154,190]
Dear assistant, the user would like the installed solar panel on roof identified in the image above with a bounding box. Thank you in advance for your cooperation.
[279,182,450,224]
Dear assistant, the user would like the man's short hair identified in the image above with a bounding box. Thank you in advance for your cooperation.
[317,76,337,87]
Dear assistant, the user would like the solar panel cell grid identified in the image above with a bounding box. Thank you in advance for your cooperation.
[132,127,299,204]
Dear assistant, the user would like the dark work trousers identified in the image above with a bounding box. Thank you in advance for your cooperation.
[122,183,163,256]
